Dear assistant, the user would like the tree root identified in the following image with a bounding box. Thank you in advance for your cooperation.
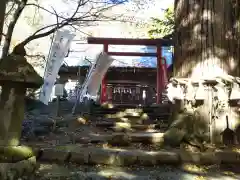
[161,127,206,152]
[0,145,35,163]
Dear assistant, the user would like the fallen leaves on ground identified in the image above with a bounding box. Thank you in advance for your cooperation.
[182,164,207,174]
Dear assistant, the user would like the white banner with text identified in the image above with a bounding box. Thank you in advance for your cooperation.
[39,30,75,105]
[76,52,114,103]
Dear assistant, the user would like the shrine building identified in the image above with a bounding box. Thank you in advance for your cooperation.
[58,37,173,106]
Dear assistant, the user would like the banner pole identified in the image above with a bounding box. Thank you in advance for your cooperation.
[72,62,95,114]
[43,33,56,79]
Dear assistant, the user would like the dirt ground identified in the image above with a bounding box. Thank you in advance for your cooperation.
[36,163,240,180]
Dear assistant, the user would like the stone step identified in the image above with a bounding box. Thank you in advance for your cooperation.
[95,103,172,109]
[34,146,240,166]
[95,122,157,130]
[92,107,171,113]
[71,132,165,145]
[94,113,171,119]
[92,106,172,115]
[96,122,160,133]
[96,122,168,132]
[35,147,179,166]
[96,119,150,126]
[96,116,170,126]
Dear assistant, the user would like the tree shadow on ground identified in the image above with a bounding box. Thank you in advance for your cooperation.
[36,161,240,180]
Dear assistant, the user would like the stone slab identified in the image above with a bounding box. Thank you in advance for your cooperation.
[115,151,138,166]
[39,148,70,163]
[88,148,119,165]
[136,151,180,166]
[130,132,164,144]
[155,151,180,164]
[180,151,219,164]
[35,146,240,166]
[71,132,165,145]
[216,151,240,164]
[70,148,89,164]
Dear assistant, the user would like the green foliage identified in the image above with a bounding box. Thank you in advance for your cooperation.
[148,7,174,38]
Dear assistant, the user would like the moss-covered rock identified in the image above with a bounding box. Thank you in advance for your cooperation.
[0,146,34,163]
[162,109,208,151]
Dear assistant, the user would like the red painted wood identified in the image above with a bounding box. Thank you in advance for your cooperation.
[156,46,162,104]
[103,43,108,52]
[87,37,172,46]
[100,43,108,103]
[162,57,168,87]
[100,76,107,103]
[107,52,157,57]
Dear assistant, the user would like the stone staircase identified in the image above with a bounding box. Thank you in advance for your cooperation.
[23,101,240,170]
[91,104,172,133]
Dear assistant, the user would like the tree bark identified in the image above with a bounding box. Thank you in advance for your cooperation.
[0,83,26,146]
[1,0,28,58]
[173,0,240,144]
[0,0,7,45]
[174,0,240,77]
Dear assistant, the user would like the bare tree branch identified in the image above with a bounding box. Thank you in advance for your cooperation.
[26,53,46,61]
[26,0,91,20]
[18,0,84,47]
[8,0,126,54]
[25,3,67,20]
[19,20,67,47]
[4,2,15,18]
[51,7,60,28]
[1,0,28,58]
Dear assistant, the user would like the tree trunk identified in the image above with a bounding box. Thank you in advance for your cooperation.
[0,0,7,45]
[173,0,240,144]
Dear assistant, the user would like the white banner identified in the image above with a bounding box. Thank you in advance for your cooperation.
[76,52,114,102]
[39,30,75,105]
[87,52,114,98]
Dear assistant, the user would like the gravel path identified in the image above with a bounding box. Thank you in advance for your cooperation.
[36,163,240,180]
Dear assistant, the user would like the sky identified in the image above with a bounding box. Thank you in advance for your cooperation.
[44,0,174,68]
[1,0,174,76]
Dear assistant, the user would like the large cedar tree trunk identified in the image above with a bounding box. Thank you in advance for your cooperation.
[173,0,240,144]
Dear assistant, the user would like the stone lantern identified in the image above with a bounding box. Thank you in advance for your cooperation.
[0,52,43,146]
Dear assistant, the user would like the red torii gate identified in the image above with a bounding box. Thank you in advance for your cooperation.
[87,37,173,104]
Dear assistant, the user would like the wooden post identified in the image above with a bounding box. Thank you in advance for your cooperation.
[101,77,107,103]
[162,57,168,84]
[156,46,162,104]
[100,43,108,104]
[55,83,64,117]
[56,96,60,117]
